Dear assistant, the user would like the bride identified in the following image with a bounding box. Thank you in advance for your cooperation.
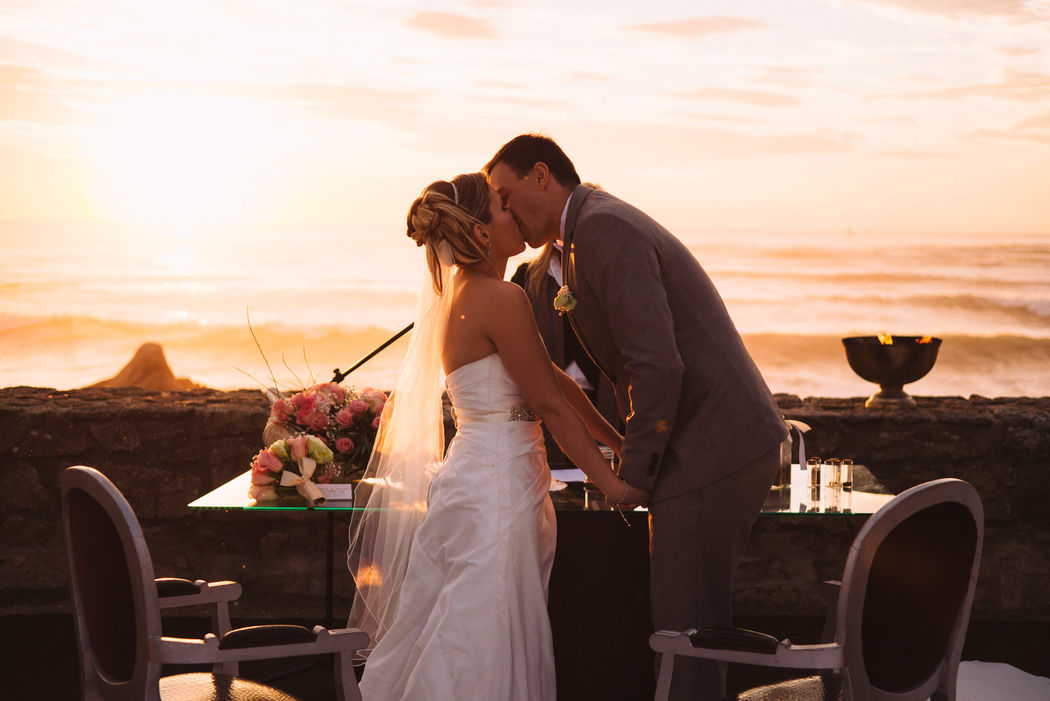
[347,172,649,700]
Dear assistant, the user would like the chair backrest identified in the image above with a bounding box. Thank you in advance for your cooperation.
[62,465,164,700]
[836,478,983,700]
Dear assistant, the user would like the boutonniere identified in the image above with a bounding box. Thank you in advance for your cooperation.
[553,285,577,316]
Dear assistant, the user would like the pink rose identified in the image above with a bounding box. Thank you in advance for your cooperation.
[336,437,354,453]
[317,472,332,483]
[335,408,353,427]
[308,411,329,431]
[361,388,388,408]
[251,468,277,485]
[270,398,294,423]
[349,399,369,415]
[316,382,346,404]
[253,448,284,474]
[293,392,318,425]
[287,435,310,461]
[372,415,381,429]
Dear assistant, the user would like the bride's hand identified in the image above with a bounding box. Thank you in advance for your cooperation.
[607,481,650,509]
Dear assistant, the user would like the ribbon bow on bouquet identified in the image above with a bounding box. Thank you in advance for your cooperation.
[250,435,333,506]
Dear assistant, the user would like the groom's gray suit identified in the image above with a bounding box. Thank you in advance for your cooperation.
[562,185,787,699]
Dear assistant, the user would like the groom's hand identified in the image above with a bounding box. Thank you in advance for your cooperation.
[611,483,650,510]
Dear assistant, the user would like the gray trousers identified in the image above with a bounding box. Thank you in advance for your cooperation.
[649,445,780,701]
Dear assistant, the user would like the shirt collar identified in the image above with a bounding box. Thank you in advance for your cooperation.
[558,191,573,242]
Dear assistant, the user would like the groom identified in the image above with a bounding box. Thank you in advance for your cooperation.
[485,135,788,700]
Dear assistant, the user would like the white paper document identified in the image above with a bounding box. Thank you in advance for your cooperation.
[550,468,588,483]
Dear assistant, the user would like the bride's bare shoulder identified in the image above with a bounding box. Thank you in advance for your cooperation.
[460,277,529,307]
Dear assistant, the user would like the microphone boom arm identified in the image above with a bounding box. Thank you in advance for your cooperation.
[331,323,414,384]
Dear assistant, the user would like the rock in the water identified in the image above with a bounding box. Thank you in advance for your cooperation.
[87,342,199,391]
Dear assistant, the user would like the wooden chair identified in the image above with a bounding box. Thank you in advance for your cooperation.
[650,478,984,701]
[61,465,369,701]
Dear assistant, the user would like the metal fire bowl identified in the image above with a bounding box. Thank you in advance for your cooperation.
[842,335,942,409]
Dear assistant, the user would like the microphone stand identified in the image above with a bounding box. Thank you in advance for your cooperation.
[331,323,414,383]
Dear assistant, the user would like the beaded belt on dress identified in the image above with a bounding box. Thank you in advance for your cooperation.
[452,402,539,424]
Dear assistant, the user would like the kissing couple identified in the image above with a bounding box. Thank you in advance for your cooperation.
[347,135,788,701]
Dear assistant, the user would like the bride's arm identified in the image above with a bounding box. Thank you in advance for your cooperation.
[552,366,622,457]
[483,282,646,504]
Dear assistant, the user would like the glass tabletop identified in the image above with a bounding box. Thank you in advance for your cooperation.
[188,470,361,511]
[189,464,894,516]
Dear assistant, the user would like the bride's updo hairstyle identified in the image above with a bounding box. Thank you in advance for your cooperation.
[407,172,492,293]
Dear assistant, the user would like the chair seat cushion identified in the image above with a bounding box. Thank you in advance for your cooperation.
[734,674,843,701]
[159,673,301,700]
[219,624,318,650]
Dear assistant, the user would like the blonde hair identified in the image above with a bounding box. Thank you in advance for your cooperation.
[406,172,492,294]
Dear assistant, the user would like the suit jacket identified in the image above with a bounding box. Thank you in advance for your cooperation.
[562,185,787,502]
[512,259,621,468]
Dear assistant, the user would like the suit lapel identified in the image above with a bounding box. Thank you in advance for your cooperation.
[561,184,592,307]
[561,185,614,380]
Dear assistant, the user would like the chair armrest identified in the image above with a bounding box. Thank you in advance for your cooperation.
[688,627,780,654]
[153,626,370,665]
[819,579,842,602]
[156,578,242,610]
[650,629,844,669]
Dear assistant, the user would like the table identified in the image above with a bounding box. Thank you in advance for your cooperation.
[543,465,891,698]
[189,465,892,699]
[189,472,357,628]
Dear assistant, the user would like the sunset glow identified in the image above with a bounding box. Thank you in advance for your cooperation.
[2,1,1049,396]
[1,0,1048,236]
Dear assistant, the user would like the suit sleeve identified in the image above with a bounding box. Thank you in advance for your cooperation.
[574,213,683,491]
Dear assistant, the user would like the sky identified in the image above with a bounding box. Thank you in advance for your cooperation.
[2,0,1049,240]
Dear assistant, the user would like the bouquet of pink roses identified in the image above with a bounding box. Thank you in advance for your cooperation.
[262,382,388,487]
[250,435,333,505]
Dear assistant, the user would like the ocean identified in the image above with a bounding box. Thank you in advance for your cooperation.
[2,222,1049,398]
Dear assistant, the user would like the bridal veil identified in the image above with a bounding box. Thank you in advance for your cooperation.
[346,241,456,655]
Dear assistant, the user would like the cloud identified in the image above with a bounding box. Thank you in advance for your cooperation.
[476,79,527,91]
[405,11,496,39]
[970,110,1050,145]
[971,128,1050,144]
[676,86,801,107]
[0,62,425,128]
[748,66,819,87]
[597,124,863,159]
[1016,111,1050,130]
[856,116,916,124]
[566,72,614,83]
[0,63,84,123]
[997,46,1038,56]
[474,93,567,109]
[856,0,1038,20]
[687,113,764,125]
[878,69,1050,102]
[878,149,957,159]
[625,16,767,37]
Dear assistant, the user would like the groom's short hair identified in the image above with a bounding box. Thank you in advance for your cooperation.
[484,134,582,188]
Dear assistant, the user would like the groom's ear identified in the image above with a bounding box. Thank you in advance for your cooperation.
[532,162,550,190]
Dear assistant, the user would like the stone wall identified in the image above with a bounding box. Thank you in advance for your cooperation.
[1,387,1047,623]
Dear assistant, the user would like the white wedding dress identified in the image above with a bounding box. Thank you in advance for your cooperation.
[359,353,558,700]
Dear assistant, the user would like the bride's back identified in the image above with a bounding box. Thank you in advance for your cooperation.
[442,273,504,375]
